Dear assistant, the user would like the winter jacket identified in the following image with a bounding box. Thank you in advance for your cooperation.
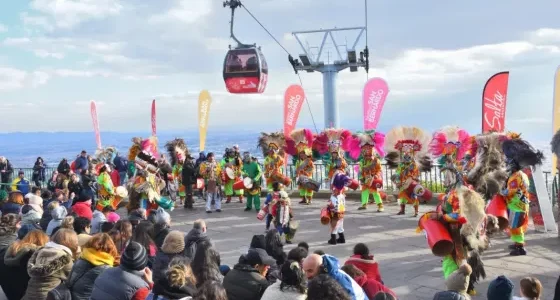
[22,242,74,300]
[32,162,46,182]
[1,202,22,215]
[323,254,368,300]
[153,223,171,250]
[40,204,55,231]
[183,228,210,259]
[81,173,95,188]
[260,281,307,300]
[72,201,93,220]
[91,211,107,234]
[223,263,271,300]
[150,277,196,300]
[0,221,18,251]
[67,251,113,300]
[46,205,68,236]
[11,177,30,194]
[0,160,13,184]
[90,266,153,300]
[74,156,89,172]
[18,207,42,239]
[181,161,196,185]
[433,290,470,300]
[68,181,84,199]
[344,255,383,283]
[57,161,71,176]
[114,156,128,173]
[0,243,38,300]
[352,274,395,299]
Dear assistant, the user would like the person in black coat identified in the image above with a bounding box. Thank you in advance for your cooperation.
[68,173,84,203]
[0,157,13,191]
[57,158,71,176]
[32,157,46,187]
[181,157,196,209]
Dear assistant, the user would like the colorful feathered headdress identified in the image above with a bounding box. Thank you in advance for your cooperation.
[95,146,118,164]
[384,126,432,171]
[429,126,471,164]
[343,130,385,160]
[285,128,314,156]
[165,138,189,166]
[313,128,351,155]
[257,132,286,156]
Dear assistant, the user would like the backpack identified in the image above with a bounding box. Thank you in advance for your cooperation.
[46,281,72,300]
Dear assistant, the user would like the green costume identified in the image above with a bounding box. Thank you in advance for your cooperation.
[242,161,263,210]
[220,157,244,198]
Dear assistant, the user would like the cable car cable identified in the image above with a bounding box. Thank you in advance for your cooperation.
[364,0,369,80]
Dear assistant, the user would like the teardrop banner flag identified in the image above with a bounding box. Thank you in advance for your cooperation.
[283,84,305,136]
[151,99,157,136]
[90,100,102,149]
[552,66,560,176]
[363,77,389,131]
[482,71,509,133]
[198,90,212,151]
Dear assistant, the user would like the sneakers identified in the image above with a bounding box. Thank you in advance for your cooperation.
[509,245,527,256]
[377,204,384,212]
[216,209,222,213]
[358,205,367,210]
[244,207,252,211]
[206,210,212,213]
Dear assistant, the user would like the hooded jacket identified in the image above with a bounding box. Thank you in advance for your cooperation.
[151,277,197,300]
[223,263,270,300]
[0,244,39,300]
[46,206,68,236]
[153,223,171,249]
[352,274,395,299]
[18,207,42,239]
[91,210,107,234]
[322,255,368,300]
[67,249,114,300]
[183,228,210,259]
[344,255,382,283]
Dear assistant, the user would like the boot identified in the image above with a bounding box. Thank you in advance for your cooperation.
[299,197,306,204]
[305,197,311,205]
[336,233,346,244]
[358,204,367,210]
[328,234,337,245]
[397,204,405,215]
[413,205,419,217]
[377,203,384,212]
[239,196,243,203]
[509,244,527,256]
[508,244,517,250]
[226,196,231,203]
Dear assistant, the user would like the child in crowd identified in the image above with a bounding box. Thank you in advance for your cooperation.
[344,243,383,283]
[514,277,542,300]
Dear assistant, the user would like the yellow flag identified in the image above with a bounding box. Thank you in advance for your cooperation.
[198,90,212,151]
[553,67,560,176]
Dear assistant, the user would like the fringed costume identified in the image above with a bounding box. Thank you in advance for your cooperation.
[126,136,167,214]
[257,132,289,190]
[166,138,189,206]
[312,129,351,181]
[425,126,490,296]
[271,191,296,243]
[199,156,223,213]
[384,127,433,216]
[96,164,115,210]
[345,130,386,211]
[221,148,244,203]
[285,129,316,205]
[326,171,349,245]
[500,135,544,256]
[242,152,263,211]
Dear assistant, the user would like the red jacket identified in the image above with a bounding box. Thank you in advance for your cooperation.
[344,255,382,283]
[353,274,396,299]
[72,201,93,220]
[110,170,120,187]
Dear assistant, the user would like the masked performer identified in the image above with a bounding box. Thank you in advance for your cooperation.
[424,126,491,296]
[345,130,386,211]
[166,138,189,206]
[326,171,350,245]
[126,137,167,214]
[313,128,351,181]
[258,132,289,190]
[96,163,115,210]
[499,136,544,256]
[384,126,433,216]
[221,148,244,203]
[200,152,223,213]
[285,128,316,205]
[270,190,296,243]
[242,152,263,211]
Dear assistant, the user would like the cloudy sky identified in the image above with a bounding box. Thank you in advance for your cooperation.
[1,0,560,142]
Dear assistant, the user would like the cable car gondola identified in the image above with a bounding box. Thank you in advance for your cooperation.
[223,0,268,94]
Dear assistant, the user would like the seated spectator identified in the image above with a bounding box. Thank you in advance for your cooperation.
[3,191,24,215]
[487,275,514,300]
[128,208,147,229]
[27,194,43,215]
[90,241,154,300]
[514,277,542,300]
[101,221,115,233]
[74,216,92,247]
[40,200,59,231]
[223,248,274,300]
[184,219,211,259]
[153,207,171,249]
[131,221,156,267]
[344,243,382,283]
[109,220,133,254]
[46,205,68,236]
[11,170,30,195]
[91,206,113,234]
[0,214,19,250]
[264,229,286,283]
[288,246,308,266]
[150,256,197,300]
[192,241,224,286]
[18,205,42,239]
[72,192,93,221]
[67,233,119,300]
[261,259,307,300]
[307,274,351,300]
[153,230,186,283]
[297,241,309,252]
[194,280,228,300]
[342,264,396,299]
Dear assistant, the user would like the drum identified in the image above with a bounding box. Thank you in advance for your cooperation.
[257,205,269,221]
[233,179,245,190]
[270,173,292,186]
[320,207,331,225]
[366,176,383,188]
[196,178,205,189]
[418,211,454,256]
[346,178,360,190]
[406,181,433,201]
[298,176,321,192]
[243,177,254,189]
[225,167,235,180]
[486,194,509,230]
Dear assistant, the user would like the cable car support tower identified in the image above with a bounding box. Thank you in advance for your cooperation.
[289,27,369,129]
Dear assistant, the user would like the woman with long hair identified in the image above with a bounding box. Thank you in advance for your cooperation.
[191,241,223,286]
[261,259,307,300]
[23,228,79,300]
[108,220,133,255]
[194,280,228,300]
[66,233,119,300]
[264,229,286,283]
[2,191,24,215]
[32,157,46,187]
[131,221,156,267]
[0,230,48,300]
[149,256,197,300]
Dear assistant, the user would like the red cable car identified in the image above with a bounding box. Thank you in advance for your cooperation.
[223,0,268,94]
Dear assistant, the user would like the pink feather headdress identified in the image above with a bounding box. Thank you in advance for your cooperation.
[429,126,470,161]
[343,131,386,160]
[285,128,314,156]
[313,128,351,155]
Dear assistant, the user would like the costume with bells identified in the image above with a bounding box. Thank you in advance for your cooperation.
[258,132,288,190]
[313,129,350,181]
[166,138,190,205]
[221,148,244,203]
[326,171,350,245]
[270,191,297,243]
[424,126,491,296]
[199,156,223,212]
[384,126,433,216]
[345,130,386,211]
[242,152,263,211]
[285,129,315,204]
[126,137,168,214]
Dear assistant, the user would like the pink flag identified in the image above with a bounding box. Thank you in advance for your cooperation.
[482,72,509,133]
[90,101,102,149]
[151,99,157,136]
[362,78,389,131]
[283,85,305,136]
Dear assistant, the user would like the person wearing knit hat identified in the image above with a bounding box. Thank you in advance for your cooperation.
[26,195,43,215]
[121,241,149,271]
[433,264,472,299]
[487,275,514,300]
[72,191,93,220]
[161,231,185,254]
[106,212,120,223]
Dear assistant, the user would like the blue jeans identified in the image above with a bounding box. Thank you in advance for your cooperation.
[119,172,127,185]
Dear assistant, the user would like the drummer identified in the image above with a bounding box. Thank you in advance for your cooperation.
[221,148,244,203]
[242,152,263,212]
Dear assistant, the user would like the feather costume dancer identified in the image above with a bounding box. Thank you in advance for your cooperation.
[285,128,316,205]
[257,132,289,190]
[313,129,351,181]
[426,126,490,295]
[221,147,244,203]
[345,130,386,211]
[270,191,296,243]
[327,171,350,245]
[384,126,433,216]
[500,135,544,256]
[166,138,190,206]
[126,136,167,214]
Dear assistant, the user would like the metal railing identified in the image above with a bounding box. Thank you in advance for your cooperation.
[7,164,560,206]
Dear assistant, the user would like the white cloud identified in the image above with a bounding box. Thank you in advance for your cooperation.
[148,0,211,25]
[33,49,64,59]
[0,67,51,90]
[29,0,123,28]
[0,24,7,33]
